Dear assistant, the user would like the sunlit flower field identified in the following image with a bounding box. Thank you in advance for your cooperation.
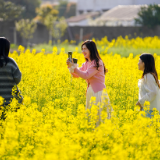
[0,36,160,160]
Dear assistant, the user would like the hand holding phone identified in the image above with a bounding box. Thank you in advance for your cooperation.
[73,58,78,64]
[67,51,78,65]
[68,51,72,62]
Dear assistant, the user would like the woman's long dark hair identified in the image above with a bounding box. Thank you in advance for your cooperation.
[140,53,160,88]
[81,40,107,74]
[0,37,10,67]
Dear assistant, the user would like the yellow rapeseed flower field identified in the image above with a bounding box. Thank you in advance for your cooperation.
[0,36,160,160]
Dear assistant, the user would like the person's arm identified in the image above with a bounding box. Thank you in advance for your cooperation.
[13,68,21,84]
[139,74,158,106]
[11,59,22,84]
[71,72,79,78]
[71,63,85,78]
[74,63,98,79]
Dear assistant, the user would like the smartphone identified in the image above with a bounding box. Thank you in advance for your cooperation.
[73,58,78,64]
[68,52,72,62]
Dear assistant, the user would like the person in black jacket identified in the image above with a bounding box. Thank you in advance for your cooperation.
[0,37,22,119]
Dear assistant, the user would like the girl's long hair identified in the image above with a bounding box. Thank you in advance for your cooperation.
[0,37,10,67]
[81,40,107,74]
[140,53,160,88]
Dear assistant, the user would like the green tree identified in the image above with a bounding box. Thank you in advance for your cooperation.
[44,15,67,43]
[5,0,41,19]
[56,0,76,18]
[35,4,58,23]
[65,3,76,18]
[0,0,23,21]
[135,4,160,28]
[57,0,68,18]
[36,4,67,43]
[15,19,37,46]
[47,17,67,41]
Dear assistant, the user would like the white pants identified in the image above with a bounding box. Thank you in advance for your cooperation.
[86,85,112,126]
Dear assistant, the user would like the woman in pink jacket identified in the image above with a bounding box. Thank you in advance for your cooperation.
[67,40,111,123]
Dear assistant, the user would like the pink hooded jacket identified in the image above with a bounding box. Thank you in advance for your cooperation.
[72,60,106,93]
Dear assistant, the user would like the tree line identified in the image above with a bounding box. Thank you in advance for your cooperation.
[0,0,160,46]
[0,0,76,45]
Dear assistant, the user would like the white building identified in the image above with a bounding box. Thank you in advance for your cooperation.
[77,0,160,15]
[95,5,142,26]
[67,12,99,26]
